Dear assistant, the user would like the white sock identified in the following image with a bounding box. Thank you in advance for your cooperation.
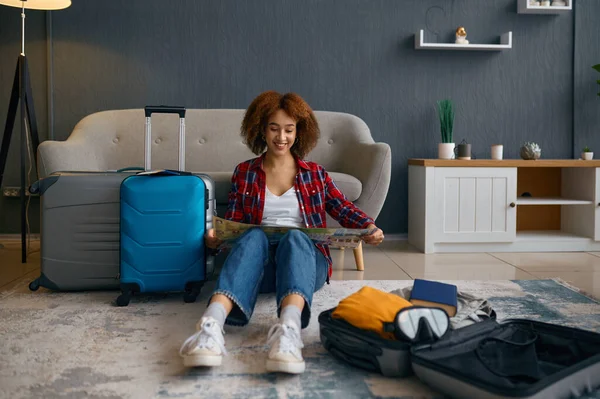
[203,302,227,328]
[280,305,302,330]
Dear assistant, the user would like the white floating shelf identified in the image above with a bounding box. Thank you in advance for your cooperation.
[518,0,572,14]
[516,197,593,205]
[414,30,512,51]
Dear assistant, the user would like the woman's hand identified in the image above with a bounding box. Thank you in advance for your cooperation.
[362,224,384,246]
[205,228,222,249]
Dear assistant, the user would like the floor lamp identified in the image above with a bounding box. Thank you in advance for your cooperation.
[0,0,70,263]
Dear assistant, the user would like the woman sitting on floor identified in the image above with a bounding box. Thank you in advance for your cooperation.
[179,90,385,374]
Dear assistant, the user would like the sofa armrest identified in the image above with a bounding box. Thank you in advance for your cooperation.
[340,142,391,220]
[37,139,105,178]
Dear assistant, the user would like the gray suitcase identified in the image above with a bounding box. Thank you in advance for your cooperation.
[30,170,137,291]
[29,127,217,292]
[410,318,600,399]
[319,308,600,398]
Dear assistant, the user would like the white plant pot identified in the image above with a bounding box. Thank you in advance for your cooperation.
[582,152,594,160]
[551,0,566,6]
[438,143,455,159]
[491,144,504,160]
[541,0,550,5]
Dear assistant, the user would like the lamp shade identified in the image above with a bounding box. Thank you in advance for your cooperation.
[0,0,70,10]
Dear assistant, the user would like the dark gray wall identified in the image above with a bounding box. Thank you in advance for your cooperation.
[574,1,600,154]
[1,0,599,235]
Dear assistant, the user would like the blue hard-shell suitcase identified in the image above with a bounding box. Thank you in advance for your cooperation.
[116,106,211,306]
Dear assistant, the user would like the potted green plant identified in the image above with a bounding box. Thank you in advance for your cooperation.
[437,99,455,159]
[582,146,594,160]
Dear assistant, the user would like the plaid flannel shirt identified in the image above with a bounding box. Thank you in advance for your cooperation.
[225,153,375,279]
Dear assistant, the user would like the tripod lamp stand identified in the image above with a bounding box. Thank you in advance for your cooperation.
[0,0,71,263]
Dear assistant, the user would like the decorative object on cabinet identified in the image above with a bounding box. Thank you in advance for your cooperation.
[491,144,504,160]
[437,99,455,159]
[414,30,512,51]
[455,27,469,45]
[408,159,600,253]
[518,0,571,14]
[582,147,594,160]
[456,139,472,160]
[520,142,541,160]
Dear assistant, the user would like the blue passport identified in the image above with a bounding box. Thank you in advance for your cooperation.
[409,279,458,317]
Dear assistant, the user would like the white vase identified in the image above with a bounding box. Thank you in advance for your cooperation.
[541,0,550,5]
[438,143,455,159]
[491,144,504,160]
[582,152,594,160]
[551,0,566,5]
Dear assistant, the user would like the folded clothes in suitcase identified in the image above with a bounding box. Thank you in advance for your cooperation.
[319,300,600,398]
[116,105,212,306]
[29,110,216,292]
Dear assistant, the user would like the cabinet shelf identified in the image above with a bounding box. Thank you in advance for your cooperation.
[414,30,512,51]
[518,0,572,14]
[516,197,593,205]
[515,230,590,242]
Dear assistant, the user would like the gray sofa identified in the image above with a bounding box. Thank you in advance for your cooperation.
[37,109,391,268]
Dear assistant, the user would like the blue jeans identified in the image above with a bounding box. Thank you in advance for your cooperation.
[211,228,328,329]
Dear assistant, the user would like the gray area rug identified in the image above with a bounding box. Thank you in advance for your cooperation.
[1,279,599,399]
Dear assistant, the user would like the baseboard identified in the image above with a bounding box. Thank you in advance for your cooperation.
[384,233,407,241]
[0,234,40,241]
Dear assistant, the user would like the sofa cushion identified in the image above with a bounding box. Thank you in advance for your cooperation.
[204,171,362,205]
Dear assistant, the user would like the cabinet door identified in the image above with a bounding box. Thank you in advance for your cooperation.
[434,167,517,243]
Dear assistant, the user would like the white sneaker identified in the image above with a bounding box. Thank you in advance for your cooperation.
[266,321,305,374]
[179,317,227,367]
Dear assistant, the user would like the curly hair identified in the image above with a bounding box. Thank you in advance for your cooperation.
[241,91,320,159]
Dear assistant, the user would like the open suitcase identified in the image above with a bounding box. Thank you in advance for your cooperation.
[319,308,600,399]
[116,106,211,306]
[29,109,216,292]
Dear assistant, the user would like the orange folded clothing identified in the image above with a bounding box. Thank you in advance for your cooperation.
[331,286,414,340]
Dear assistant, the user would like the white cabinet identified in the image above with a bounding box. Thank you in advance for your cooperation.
[408,160,600,253]
[433,168,517,243]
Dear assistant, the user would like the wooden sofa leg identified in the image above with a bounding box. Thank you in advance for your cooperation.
[353,242,364,271]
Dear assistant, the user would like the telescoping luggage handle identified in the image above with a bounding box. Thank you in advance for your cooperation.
[144,106,186,172]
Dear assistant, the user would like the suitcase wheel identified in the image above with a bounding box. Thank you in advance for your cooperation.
[116,293,131,307]
[183,291,199,303]
[183,282,203,303]
[28,279,40,291]
[116,283,138,307]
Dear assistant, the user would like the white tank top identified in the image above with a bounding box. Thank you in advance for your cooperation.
[261,186,304,228]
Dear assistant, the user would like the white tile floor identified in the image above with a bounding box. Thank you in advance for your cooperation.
[330,240,600,298]
[2,238,599,298]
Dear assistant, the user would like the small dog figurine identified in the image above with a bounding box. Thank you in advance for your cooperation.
[455,27,469,44]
